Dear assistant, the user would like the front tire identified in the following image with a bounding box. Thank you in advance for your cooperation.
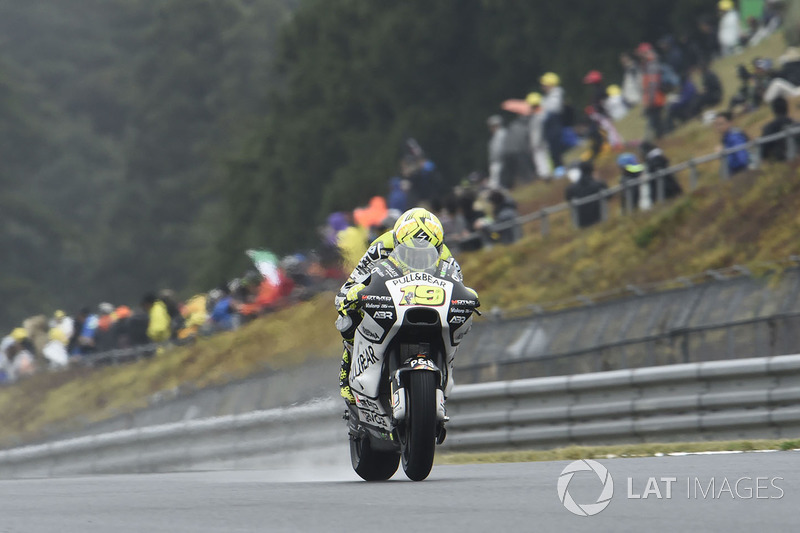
[400,371,437,481]
[350,435,400,481]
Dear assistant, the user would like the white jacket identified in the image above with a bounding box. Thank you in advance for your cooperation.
[542,86,564,115]
[718,10,741,49]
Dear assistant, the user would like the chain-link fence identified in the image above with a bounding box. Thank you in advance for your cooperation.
[456,267,800,383]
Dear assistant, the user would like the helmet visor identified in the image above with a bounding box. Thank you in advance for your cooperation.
[392,238,439,272]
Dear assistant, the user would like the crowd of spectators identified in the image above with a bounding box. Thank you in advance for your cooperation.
[3,1,797,386]
[324,2,794,262]
[559,0,796,228]
[1,254,345,384]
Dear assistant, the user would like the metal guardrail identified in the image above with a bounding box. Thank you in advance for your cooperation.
[0,399,343,478]
[82,343,161,366]
[448,353,800,450]
[1,354,799,478]
[487,124,800,236]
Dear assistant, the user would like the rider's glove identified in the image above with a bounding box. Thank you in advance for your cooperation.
[337,283,366,316]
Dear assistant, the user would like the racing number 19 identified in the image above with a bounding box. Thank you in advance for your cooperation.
[399,285,445,306]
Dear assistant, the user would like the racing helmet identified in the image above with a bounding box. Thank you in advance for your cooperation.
[392,208,444,253]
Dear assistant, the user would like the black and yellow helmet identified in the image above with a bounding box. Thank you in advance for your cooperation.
[392,208,445,252]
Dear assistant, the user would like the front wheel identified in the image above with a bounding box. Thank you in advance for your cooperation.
[350,434,400,481]
[400,371,438,481]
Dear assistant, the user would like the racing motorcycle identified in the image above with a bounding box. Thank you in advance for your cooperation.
[344,239,479,481]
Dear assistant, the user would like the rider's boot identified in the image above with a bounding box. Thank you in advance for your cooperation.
[339,339,356,405]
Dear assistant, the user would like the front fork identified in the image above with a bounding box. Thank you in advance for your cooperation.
[390,361,449,444]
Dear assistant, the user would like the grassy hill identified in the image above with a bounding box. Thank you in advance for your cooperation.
[1,34,797,447]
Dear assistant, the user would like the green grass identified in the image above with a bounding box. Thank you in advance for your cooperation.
[438,438,800,465]
[0,34,797,448]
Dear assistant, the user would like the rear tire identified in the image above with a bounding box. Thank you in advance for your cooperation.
[400,371,437,481]
[350,435,400,481]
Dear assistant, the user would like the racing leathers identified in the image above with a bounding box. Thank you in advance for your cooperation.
[335,231,461,404]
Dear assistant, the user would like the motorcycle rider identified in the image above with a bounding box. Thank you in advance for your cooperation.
[335,207,469,405]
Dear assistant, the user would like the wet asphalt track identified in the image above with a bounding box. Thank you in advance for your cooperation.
[0,452,796,533]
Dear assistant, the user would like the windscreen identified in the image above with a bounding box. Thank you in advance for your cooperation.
[391,238,439,272]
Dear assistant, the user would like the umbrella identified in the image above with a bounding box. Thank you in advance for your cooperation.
[501,99,532,116]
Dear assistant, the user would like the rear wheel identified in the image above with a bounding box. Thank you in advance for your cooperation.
[400,371,437,481]
[350,435,400,481]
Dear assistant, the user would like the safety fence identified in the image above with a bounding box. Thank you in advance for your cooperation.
[447,353,800,450]
[488,124,800,236]
[1,353,798,478]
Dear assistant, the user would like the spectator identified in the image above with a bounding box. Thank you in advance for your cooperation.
[761,97,798,162]
[666,75,699,131]
[94,302,116,352]
[741,16,762,47]
[160,289,184,338]
[605,85,629,121]
[209,287,237,332]
[128,304,151,349]
[0,328,35,383]
[388,177,409,212]
[718,0,741,57]
[752,58,775,106]
[697,16,720,64]
[68,307,89,356]
[583,105,623,161]
[142,293,171,343]
[178,295,209,341]
[410,158,445,204]
[50,310,74,341]
[76,308,100,355]
[638,43,666,139]
[582,70,607,114]
[658,35,686,77]
[694,61,724,113]
[617,153,649,212]
[526,92,552,178]
[620,52,642,107]
[575,113,606,163]
[437,195,471,253]
[714,112,750,175]
[487,190,522,244]
[336,214,368,270]
[763,47,800,103]
[486,115,508,188]
[454,186,486,252]
[639,142,684,201]
[541,72,566,172]
[677,33,701,75]
[42,326,69,369]
[731,58,774,112]
[565,160,607,228]
[502,114,535,188]
[111,305,133,348]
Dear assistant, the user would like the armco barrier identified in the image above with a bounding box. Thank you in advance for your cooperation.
[447,353,800,450]
[1,354,799,478]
